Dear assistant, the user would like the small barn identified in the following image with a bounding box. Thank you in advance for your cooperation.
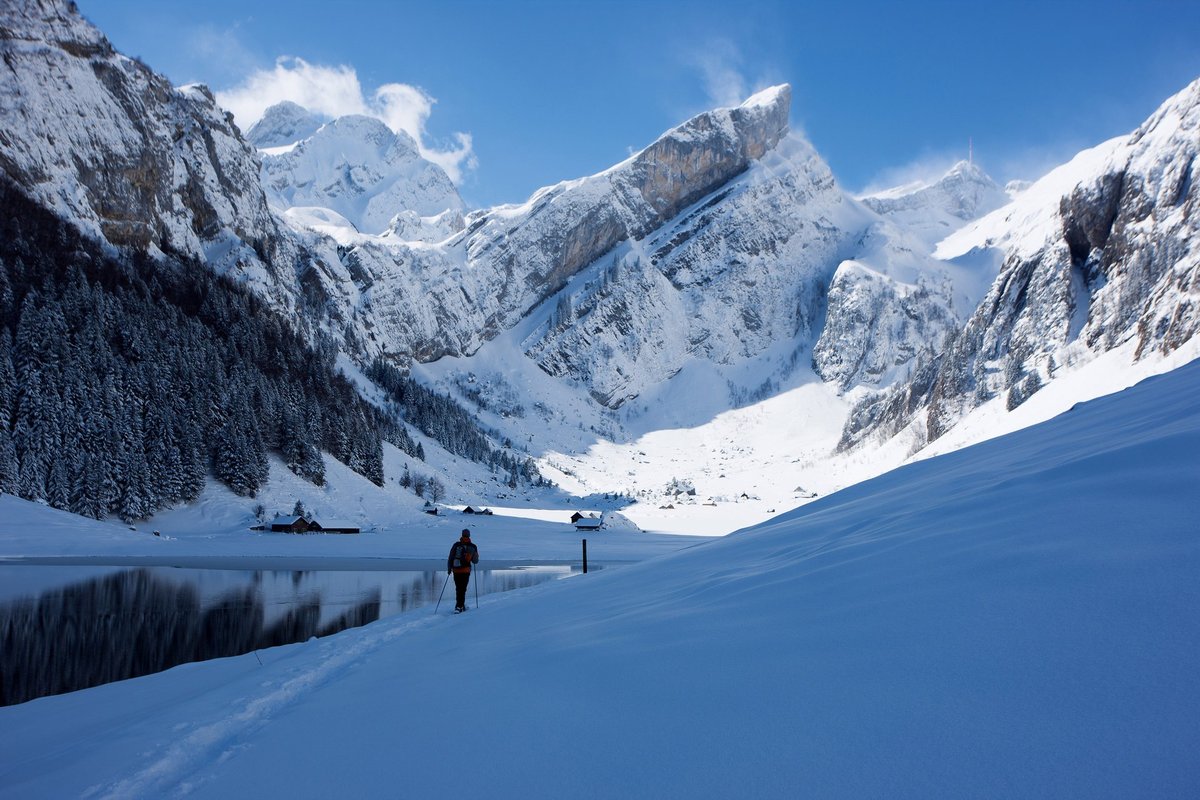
[423,501,439,515]
[574,513,603,531]
[316,520,361,534]
[270,515,310,533]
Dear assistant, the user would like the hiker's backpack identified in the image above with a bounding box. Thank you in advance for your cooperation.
[452,543,471,570]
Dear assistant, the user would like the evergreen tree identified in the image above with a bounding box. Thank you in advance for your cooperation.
[0,330,15,428]
[0,427,16,495]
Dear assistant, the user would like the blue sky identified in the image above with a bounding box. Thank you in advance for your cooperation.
[84,0,1200,209]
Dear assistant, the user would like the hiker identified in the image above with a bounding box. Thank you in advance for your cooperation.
[447,529,479,612]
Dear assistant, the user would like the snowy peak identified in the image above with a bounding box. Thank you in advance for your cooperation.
[259,109,463,235]
[245,101,323,148]
[462,83,793,288]
[862,160,1008,249]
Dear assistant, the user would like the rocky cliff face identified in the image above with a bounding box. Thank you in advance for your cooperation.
[0,0,280,275]
[459,85,794,319]
[840,78,1200,450]
[522,135,862,407]
[336,86,801,370]
[812,259,959,391]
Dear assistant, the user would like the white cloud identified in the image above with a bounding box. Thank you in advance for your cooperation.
[216,57,476,183]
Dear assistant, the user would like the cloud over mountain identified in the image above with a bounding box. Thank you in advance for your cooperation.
[216,57,475,183]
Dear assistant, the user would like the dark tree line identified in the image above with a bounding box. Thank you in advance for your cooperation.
[366,357,544,488]
[0,178,422,520]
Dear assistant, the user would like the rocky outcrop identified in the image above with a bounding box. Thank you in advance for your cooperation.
[813,260,958,391]
[457,85,793,316]
[522,134,860,407]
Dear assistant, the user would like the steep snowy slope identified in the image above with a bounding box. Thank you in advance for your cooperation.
[3,358,1196,798]
[842,77,1200,450]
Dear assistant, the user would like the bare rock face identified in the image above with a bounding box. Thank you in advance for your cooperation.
[0,0,280,271]
[455,85,794,325]
[522,134,856,408]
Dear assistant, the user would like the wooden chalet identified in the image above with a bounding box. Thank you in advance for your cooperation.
[269,515,360,534]
[463,506,495,516]
[270,515,310,533]
[573,513,603,531]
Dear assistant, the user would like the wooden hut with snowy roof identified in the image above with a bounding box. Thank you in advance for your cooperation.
[270,515,310,533]
[573,512,603,531]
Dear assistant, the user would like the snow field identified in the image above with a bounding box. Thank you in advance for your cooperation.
[2,360,1197,798]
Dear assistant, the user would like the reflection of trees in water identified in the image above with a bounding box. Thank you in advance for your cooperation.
[397,573,438,612]
[0,570,379,706]
[487,571,554,593]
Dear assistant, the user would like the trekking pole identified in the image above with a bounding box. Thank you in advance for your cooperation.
[474,568,479,610]
[434,572,450,614]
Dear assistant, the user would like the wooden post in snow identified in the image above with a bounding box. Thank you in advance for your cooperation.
[582,538,588,574]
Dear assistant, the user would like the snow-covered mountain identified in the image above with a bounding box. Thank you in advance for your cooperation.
[257,110,464,235]
[840,78,1200,451]
[0,0,281,277]
[244,100,323,148]
[339,86,984,408]
[861,160,1010,249]
[0,0,998,414]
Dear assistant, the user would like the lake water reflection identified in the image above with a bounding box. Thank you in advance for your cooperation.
[0,564,573,706]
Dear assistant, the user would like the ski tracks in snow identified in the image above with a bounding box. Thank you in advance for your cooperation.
[88,613,440,799]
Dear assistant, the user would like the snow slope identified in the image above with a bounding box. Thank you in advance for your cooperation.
[2,358,1196,798]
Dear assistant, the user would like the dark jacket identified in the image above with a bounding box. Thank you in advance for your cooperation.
[448,539,479,574]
